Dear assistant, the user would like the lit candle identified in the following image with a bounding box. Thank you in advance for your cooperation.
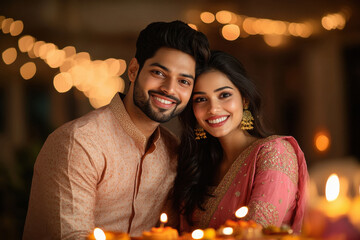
[93,228,106,240]
[222,227,234,236]
[321,174,351,218]
[304,173,360,239]
[159,213,168,228]
[192,229,204,239]
[235,206,248,219]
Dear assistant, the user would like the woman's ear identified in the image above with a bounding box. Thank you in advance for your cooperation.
[128,58,139,83]
[242,98,249,108]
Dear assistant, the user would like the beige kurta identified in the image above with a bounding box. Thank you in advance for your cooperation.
[23,93,178,239]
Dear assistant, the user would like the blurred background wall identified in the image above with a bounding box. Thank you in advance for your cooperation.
[1,0,360,239]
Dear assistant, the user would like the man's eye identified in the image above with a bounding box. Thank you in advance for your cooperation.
[179,79,191,86]
[152,70,164,76]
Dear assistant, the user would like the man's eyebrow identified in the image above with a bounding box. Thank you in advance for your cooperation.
[150,63,169,71]
[150,63,195,80]
[180,73,195,80]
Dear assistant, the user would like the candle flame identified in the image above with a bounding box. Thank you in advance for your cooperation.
[235,206,248,218]
[93,228,106,240]
[325,173,340,201]
[222,227,233,235]
[192,229,204,239]
[160,213,168,223]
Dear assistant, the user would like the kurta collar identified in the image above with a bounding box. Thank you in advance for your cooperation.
[109,93,160,152]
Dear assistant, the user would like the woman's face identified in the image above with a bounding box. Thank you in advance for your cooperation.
[192,70,245,138]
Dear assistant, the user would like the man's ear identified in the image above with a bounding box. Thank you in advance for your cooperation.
[128,58,139,83]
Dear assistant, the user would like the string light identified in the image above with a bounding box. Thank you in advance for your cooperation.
[193,8,348,47]
[1,15,127,109]
[18,35,35,53]
[200,12,215,24]
[20,62,36,80]
[0,8,350,108]
[2,47,17,65]
[221,24,240,41]
[1,17,13,34]
[322,12,347,30]
[216,10,233,24]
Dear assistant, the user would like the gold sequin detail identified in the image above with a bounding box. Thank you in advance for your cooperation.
[256,139,298,186]
[245,200,279,227]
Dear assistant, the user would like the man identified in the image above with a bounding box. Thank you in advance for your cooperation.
[23,20,210,239]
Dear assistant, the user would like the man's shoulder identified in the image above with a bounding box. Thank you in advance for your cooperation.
[50,105,112,139]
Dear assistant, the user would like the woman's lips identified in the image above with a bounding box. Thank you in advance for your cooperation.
[206,115,229,127]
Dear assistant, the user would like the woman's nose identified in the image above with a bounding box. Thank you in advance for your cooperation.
[208,99,220,114]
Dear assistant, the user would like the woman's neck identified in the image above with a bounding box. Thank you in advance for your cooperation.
[219,130,258,165]
[211,130,258,186]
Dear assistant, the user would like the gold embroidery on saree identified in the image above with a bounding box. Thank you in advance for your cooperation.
[245,200,279,227]
[256,140,298,185]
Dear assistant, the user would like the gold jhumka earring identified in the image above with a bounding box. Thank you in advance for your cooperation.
[241,105,254,130]
[194,127,207,140]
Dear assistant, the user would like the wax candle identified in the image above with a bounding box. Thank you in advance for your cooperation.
[192,229,204,239]
[304,173,360,239]
[235,206,248,219]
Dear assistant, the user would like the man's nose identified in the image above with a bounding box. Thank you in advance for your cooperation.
[160,78,176,95]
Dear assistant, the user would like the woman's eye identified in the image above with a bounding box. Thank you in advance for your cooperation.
[193,97,206,103]
[220,92,232,98]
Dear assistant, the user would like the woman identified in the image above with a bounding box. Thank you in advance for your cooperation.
[173,51,308,233]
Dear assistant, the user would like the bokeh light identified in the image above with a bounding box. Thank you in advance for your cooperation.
[2,47,17,65]
[200,12,215,24]
[1,17,13,34]
[53,72,73,93]
[263,34,284,47]
[222,24,240,41]
[216,10,233,24]
[314,130,331,152]
[20,62,36,80]
[9,20,24,36]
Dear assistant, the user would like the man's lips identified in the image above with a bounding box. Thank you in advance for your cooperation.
[150,93,179,109]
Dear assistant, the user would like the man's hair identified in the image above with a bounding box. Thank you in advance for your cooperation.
[135,20,210,75]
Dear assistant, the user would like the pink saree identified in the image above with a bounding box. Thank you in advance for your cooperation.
[180,135,308,233]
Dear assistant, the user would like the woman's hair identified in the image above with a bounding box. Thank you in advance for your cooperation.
[173,50,269,225]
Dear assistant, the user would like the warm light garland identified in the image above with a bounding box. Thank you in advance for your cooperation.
[0,15,127,109]
[0,6,351,109]
[194,8,350,47]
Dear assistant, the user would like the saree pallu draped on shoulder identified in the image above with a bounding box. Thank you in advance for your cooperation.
[181,135,308,233]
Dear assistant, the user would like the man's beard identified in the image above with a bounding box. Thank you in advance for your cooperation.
[133,79,185,123]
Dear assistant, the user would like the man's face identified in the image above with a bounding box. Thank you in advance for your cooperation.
[132,47,196,123]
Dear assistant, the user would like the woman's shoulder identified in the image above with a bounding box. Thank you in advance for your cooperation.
[256,135,300,151]
[255,135,300,181]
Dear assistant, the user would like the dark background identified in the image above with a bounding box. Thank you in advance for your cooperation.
[1,0,360,239]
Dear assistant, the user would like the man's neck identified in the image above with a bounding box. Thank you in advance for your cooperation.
[123,94,159,141]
